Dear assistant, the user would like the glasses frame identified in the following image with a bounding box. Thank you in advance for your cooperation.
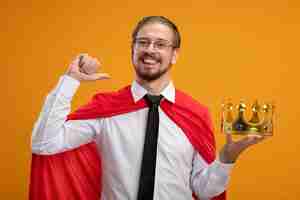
[133,37,175,51]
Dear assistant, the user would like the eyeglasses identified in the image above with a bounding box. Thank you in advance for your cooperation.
[133,38,174,51]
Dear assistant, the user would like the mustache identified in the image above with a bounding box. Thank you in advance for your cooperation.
[139,52,161,62]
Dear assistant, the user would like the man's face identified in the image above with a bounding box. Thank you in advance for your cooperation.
[132,23,179,81]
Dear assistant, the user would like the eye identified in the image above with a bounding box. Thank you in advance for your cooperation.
[137,40,149,47]
[155,42,167,49]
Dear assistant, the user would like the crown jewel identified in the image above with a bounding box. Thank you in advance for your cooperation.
[221,99,275,136]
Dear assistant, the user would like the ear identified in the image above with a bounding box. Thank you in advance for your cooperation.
[171,48,180,65]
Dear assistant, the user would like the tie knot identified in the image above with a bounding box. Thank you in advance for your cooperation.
[145,94,163,106]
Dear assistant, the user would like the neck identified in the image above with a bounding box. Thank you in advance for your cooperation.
[136,75,171,95]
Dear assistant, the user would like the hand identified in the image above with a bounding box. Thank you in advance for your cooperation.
[66,53,110,82]
[219,134,266,163]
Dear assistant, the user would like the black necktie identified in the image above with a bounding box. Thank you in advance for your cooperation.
[137,94,163,200]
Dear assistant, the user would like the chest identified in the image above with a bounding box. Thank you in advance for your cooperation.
[96,107,195,168]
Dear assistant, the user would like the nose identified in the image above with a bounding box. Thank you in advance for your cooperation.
[144,42,156,52]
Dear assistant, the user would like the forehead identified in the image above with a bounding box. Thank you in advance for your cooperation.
[136,23,174,41]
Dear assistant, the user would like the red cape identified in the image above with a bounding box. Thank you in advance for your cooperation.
[30,85,226,200]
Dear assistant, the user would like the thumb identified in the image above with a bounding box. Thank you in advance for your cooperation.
[93,73,111,80]
[81,73,111,81]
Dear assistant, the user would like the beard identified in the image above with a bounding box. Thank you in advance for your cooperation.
[135,65,170,81]
[133,51,171,81]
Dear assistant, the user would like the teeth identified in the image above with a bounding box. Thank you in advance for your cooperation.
[143,59,157,64]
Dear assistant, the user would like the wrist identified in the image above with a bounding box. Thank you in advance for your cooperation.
[53,75,81,99]
[65,72,82,82]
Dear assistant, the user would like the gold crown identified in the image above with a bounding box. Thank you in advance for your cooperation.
[220,99,275,136]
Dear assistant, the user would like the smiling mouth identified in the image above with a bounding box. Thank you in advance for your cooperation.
[140,56,161,65]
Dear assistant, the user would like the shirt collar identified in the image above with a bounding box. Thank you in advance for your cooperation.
[131,80,175,104]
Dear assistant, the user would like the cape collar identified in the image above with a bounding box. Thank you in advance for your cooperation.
[131,80,175,104]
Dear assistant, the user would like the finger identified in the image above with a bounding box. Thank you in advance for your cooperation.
[225,133,233,144]
[246,135,265,145]
[90,58,98,68]
[80,57,94,74]
[92,58,100,68]
[85,59,98,74]
[78,53,89,67]
[78,55,84,67]
[78,53,88,60]
[236,135,265,149]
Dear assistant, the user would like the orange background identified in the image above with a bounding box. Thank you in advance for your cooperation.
[2,0,300,199]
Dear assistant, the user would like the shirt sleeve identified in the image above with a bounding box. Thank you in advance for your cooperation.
[191,152,233,199]
[31,75,102,155]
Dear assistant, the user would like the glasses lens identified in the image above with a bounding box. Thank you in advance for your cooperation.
[134,38,173,50]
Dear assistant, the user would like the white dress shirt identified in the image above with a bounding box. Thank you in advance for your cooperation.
[31,75,233,200]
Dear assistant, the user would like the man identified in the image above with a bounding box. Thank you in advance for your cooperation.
[31,16,265,200]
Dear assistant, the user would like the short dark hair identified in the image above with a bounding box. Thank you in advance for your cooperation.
[132,16,181,49]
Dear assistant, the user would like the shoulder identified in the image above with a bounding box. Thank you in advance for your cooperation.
[91,85,133,104]
[175,89,210,114]
[173,89,214,133]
